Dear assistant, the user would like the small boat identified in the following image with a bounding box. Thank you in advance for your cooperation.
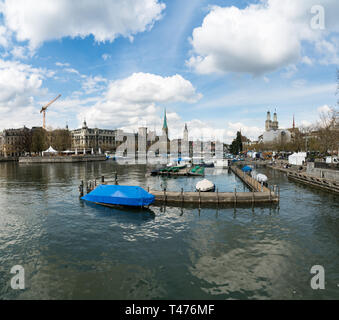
[81,185,155,207]
[242,165,253,173]
[201,161,214,168]
[196,179,215,192]
[256,174,268,183]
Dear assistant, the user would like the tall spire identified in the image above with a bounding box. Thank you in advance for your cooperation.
[163,109,168,129]
[162,108,168,136]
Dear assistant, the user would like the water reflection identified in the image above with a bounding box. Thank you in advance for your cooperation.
[0,162,338,299]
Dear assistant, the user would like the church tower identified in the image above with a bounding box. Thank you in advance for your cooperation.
[162,109,168,137]
[272,110,279,130]
[183,123,188,141]
[265,111,272,131]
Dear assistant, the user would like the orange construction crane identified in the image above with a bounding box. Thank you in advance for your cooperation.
[40,94,61,129]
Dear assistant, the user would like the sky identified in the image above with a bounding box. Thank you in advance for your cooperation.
[0,0,338,143]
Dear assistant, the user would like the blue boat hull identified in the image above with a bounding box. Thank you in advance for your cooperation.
[81,185,155,207]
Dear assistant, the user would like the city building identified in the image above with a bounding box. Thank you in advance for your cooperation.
[71,120,118,152]
[0,127,32,157]
[262,110,291,144]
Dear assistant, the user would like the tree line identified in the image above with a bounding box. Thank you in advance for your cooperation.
[7,128,72,155]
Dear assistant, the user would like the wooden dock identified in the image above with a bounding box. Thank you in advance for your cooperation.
[230,166,272,193]
[148,189,279,205]
[81,172,280,208]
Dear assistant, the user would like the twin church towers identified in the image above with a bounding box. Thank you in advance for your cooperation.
[265,110,279,132]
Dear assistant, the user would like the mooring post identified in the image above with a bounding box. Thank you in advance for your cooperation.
[114,172,118,185]
[278,186,280,200]
[269,187,272,201]
[199,190,201,206]
[94,179,97,187]
[164,188,167,204]
[101,176,105,184]
[148,186,150,193]
[234,188,237,205]
[181,188,184,203]
[79,180,84,197]
[216,188,219,205]
[252,189,254,204]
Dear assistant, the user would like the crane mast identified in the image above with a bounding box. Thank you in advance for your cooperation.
[40,94,61,129]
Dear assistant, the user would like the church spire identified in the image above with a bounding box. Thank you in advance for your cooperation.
[162,109,168,136]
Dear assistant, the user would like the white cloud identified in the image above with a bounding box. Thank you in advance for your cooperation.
[317,104,332,114]
[79,72,202,132]
[55,62,70,67]
[82,75,107,95]
[0,59,46,129]
[106,73,202,104]
[1,0,165,49]
[187,0,339,75]
[102,54,111,61]
[315,38,339,65]
[301,56,313,65]
[10,46,29,60]
[281,65,298,79]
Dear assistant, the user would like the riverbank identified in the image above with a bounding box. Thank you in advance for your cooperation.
[267,163,339,194]
[0,157,18,162]
[19,155,107,163]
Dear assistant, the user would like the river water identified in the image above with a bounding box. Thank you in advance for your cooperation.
[0,161,338,300]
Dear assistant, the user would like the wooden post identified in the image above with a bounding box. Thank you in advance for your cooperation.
[181,188,184,203]
[164,188,167,204]
[101,176,105,184]
[114,172,118,185]
[199,190,201,206]
[278,186,280,200]
[147,186,150,193]
[216,188,219,205]
[234,188,237,205]
[79,180,84,197]
[269,187,271,201]
[252,189,254,204]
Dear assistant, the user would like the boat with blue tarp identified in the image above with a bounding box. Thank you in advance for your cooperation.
[81,185,155,207]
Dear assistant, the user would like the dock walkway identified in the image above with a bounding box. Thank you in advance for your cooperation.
[149,189,279,205]
[230,166,271,192]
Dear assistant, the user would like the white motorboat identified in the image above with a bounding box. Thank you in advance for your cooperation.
[196,179,216,192]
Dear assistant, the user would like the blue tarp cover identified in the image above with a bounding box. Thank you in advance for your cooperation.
[242,166,253,172]
[82,185,155,207]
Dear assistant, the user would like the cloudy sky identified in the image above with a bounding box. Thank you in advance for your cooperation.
[0,0,338,142]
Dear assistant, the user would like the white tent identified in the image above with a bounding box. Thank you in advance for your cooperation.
[42,146,58,156]
[288,152,306,166]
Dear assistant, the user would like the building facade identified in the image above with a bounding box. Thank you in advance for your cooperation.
[262,111,291,144]
[0,127,32,157]
[71,120,118,151]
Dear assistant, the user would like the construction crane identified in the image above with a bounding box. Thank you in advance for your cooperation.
[40,94,61,129]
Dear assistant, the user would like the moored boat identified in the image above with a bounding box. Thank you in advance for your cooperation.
[81,185,155,207]
[196,179,216,192]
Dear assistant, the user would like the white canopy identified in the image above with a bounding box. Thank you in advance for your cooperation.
[288,152,306,166]
[43,146,58,153]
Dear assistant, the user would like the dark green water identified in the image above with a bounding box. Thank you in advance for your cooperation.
[0,161,338,300]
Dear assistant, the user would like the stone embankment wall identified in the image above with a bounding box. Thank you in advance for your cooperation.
[307,163,339,182]
[19,155,106,163]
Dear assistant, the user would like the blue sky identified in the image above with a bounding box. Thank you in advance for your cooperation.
[0,0,338,142]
